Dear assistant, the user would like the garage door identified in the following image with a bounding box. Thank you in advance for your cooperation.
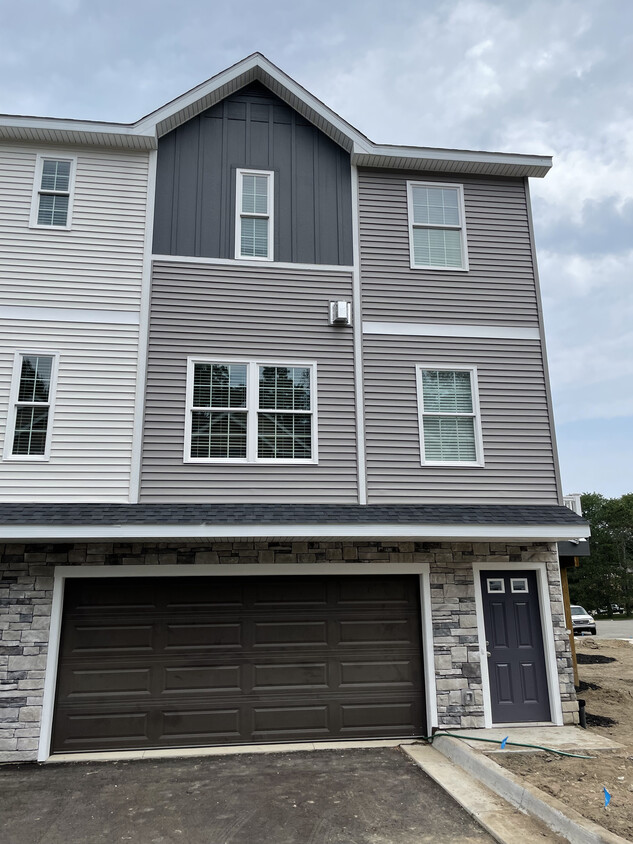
[52,575,425,753]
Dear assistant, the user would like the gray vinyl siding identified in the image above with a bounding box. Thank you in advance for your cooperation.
[153,83,353,266]
[363,334,559,504]
[359,169,539,325]
[140,260,357,502]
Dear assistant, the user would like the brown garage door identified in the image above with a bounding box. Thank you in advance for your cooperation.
[52,575,425,753]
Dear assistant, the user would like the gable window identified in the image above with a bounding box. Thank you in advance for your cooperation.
[4,353,58,460]
[30,155,76,228]
[185,359,316,463]
[416,366,483,466]
[235,169,274,260]
[407,181,468,270]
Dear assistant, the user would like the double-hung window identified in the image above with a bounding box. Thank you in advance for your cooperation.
[4,353,58,460]
[416,366,483,466]
[30,155,76,228]
[235,169,274,260]
[186,359,316,463]
[407,181,468,270]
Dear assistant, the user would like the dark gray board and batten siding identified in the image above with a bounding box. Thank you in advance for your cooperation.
[358,169,540,325]
[140,261,358,503]
[363,334,559,504]
[153,82,353,266]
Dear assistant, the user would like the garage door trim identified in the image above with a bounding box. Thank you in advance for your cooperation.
[39,562,436,761]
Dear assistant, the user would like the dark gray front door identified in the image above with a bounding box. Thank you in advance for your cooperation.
[480,570,551,723]
[52,575,425,753]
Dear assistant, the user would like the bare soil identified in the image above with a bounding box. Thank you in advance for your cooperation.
[497,638,633,841]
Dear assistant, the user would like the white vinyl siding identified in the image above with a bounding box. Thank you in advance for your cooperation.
[0,145,149,310]
[0,319,139,502]
[3,353,58,460]
[185,358,316,464]
[235,169,274,260]
[30,155,76,229]
[417,366,483,466]
[407,182,468,270]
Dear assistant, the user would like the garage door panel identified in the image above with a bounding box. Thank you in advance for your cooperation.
[67,624,154,654]
[165,622,242,650]
[61,667,153,698]
[163,665,242,693]
[52,575,425,752]
[339,618,415,644]
[253,705,330,735]
[337,578,412,605]
[252,579,328,606]
[162,708,241,741]
[339,659,419,687]
[253,662,329,690]
[253,620,327,646]
[341,702,417,730]
[59,711,150,746]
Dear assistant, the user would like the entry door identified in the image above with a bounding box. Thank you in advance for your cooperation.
[480,570,551,723]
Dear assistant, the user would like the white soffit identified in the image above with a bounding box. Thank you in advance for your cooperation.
[0,54,553,177]
[0,523,590,542]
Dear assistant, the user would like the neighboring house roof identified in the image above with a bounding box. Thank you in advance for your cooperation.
[0,503,589,541]
[0,53,552,178]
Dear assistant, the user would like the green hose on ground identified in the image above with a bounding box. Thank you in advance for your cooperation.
[420,732,594,759]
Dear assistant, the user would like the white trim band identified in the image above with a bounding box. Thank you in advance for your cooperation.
[152,254,354,274]
[0,523,590,541]
[1,305,140,325]
[363,321,541,340]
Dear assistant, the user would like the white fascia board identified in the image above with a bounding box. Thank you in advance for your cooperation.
[0,523,590,542]
[352,147,552,178]
[0,115,155,149]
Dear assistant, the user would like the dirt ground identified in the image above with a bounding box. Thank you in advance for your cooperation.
[497,638,633,841]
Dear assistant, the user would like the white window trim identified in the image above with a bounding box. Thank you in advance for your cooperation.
[406,180,469,271]
[3,350,60,462]
[184,357,318,465]
[29,153,77,230]
[234,168,274,261]
[486,578,505,594]
[416,364,484,467]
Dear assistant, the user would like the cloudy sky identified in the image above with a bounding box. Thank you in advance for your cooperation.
[1,0,631,498]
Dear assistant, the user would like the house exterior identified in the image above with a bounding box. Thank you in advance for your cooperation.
[0,54,589,763]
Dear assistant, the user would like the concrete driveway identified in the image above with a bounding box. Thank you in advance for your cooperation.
[1,747,494,844]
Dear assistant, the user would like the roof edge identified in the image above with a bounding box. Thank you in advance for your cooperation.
[0,53,552,174]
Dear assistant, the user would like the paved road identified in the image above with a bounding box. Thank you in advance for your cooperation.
[594,618,633,639]
[1,747,494,844]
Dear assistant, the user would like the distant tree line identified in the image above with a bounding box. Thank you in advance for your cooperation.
[568,493,633,615]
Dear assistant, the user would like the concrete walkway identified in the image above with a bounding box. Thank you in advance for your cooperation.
[1,747,495,844]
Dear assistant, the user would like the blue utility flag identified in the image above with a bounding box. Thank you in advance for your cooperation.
[500,736,508,749]
[604,787,612,807]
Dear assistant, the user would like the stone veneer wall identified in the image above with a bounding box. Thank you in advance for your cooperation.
[0,539,576,762]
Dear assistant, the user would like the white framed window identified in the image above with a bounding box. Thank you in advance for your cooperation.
[511,577,529,593]
[407,181,468,270]
[487,578,505,594]
[3,351,59,461]
[29,154,77,229]
[235,169,274,261]
[416,365,484,466]
[184,358,317,464]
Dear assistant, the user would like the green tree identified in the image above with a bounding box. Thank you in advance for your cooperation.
[568,492,633,615]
